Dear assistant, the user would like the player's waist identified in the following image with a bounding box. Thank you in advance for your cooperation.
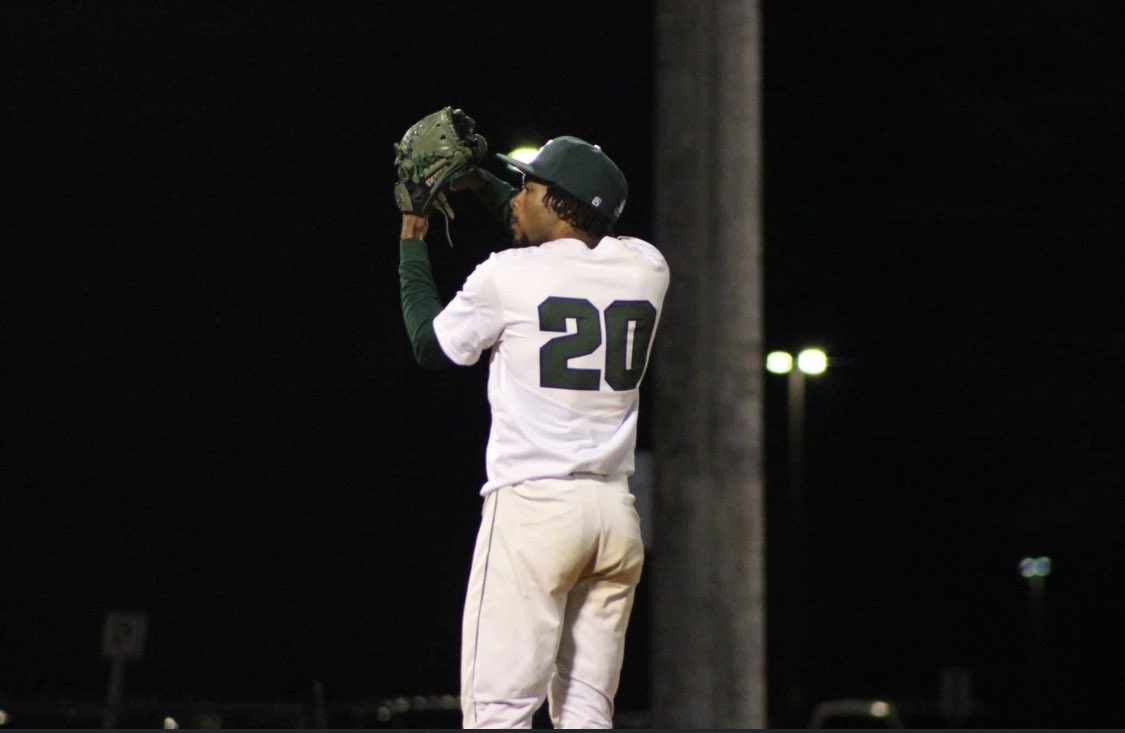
[562,472,626,482]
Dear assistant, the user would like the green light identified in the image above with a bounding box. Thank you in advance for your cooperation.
[766,351,794,374]
[797,348,828,375]
[1019,556,1052,577]
[506,146,540,164]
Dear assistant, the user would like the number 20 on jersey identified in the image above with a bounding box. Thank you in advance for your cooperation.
[538,296,658,392]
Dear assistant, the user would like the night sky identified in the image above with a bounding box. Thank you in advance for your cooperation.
[5,1,1124,727]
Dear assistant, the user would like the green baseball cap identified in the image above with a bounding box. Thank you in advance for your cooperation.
[496,136,628,223]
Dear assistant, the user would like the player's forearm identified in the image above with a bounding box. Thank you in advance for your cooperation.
[472,171,516,228]
[398,238,452,370]
[401,214,429,240]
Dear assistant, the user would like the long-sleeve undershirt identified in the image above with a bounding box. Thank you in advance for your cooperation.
[397,172,517,370]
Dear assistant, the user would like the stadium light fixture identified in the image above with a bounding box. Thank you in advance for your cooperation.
[1019,556,1052,578]
[766,351,794,374]
[506,146,540,164]
[797,348,828,375]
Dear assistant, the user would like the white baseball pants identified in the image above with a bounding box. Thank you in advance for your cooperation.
[460,475,644,729]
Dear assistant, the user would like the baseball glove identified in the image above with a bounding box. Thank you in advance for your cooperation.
[393,107,487,244]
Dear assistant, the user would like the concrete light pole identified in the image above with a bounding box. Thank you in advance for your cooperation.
[652,1,764,726]
[766,348,827,724]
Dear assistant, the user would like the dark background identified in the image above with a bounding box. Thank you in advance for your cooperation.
[4,0,1123,727]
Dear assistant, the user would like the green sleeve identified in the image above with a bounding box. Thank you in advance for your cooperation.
[398,238,453,370]
[472,171,517,228]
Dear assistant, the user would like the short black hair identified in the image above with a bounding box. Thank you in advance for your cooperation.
[528,175,614,240]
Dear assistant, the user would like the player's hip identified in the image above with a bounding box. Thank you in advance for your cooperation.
[492,477,643,580]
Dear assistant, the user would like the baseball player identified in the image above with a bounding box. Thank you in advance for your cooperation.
[395,115,669,728]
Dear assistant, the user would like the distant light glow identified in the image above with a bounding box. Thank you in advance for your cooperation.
[1020,556,1052,577]
[766,351,794,374]
[870,701,890,718]
[162,717,178,730]
[0,709,9,726]
[797,348,828,375]
[506,146,540,164]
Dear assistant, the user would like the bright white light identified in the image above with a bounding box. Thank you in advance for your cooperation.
[162,717,178,730]
[870,701,890,718]
[766,351,794,374]
[0,709,9,726]
[506,146,540,164]
[797,348,828,375]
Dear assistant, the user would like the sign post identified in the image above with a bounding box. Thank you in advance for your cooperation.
[101,611,148,729]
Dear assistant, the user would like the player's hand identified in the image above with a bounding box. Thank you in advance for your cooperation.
[450,168,489,192]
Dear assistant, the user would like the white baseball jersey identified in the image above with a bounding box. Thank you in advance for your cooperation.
[432,235,669,495]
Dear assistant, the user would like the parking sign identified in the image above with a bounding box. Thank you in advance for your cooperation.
[101,611,148,660]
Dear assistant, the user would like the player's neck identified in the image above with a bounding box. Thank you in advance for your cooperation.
[552,221,600,249]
